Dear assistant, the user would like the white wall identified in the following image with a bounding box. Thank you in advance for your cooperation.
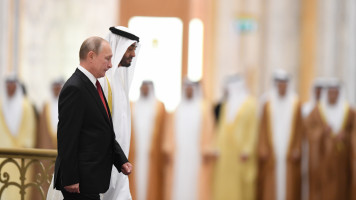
[0,0,10,96]
[316,0,356,105]
[260,0,301,93]
[17,0,119,110]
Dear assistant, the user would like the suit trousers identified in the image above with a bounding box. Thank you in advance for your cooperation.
[61,189,100,200]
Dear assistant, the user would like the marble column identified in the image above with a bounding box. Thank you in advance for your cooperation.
[316,0,356,104]
[316,0,338,77]
[260,0,301,93]
[0,0,10,79]
[343,0,356,105]
[214,0,240,100]
[19,0,119,108]
[0,0,17,96]
[340,0,356,104]
[214,0,263,100]
[299,0,318,102]
[237,0,262,96]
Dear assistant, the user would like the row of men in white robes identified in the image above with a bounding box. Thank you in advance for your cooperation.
[214,70,356,200]
[0,75,63,150]
[1,69,355,200]
[127,71,356,200]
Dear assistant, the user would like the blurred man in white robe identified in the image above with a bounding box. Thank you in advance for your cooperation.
[163,80,214,200]
[37,78,64,149]
[128,81,166,200]
[302,78,326,118]
[213,75,258,200]
[257,69,302,200]
[304,79,354,200]
[0,75,37,200]
[32,79,63,200]
[300,78,325,200]
[0,75,36,148]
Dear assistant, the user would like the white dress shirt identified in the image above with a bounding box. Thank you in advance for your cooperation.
[78,65,97,88]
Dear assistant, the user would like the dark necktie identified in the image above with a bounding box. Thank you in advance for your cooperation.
[96,80,109,118]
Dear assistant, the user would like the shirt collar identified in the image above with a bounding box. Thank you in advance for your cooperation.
[78,65,97,88]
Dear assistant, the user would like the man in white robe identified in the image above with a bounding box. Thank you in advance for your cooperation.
[129,81,166,200]
[173,80,201,200]
[37,78,64,149]
[257,69,302,200]
[0,75,37,200]
[304,78,353,200]
[213,75,258,200]
[100,26,140,200]
[302,78,325,118]
[300,78,325,200]
[163,80,214,200]
[0,75,36,148]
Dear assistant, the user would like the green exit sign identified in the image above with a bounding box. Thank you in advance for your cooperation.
[234,16,258,33]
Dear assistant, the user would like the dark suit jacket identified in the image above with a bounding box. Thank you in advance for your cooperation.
[53,69,128,194]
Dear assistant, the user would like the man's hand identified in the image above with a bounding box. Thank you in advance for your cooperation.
[64,183,80,193]
[240,153,249,162]
[336,131,346,141]
[323,126,332,137]
[259,150,269,162]
[163,152,172,164]
[291,150,301,162]
[121,162,132,175]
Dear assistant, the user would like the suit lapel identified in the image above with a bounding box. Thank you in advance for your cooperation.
[74,69,112,125]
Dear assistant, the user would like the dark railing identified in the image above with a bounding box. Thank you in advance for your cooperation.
[0,148,57,200]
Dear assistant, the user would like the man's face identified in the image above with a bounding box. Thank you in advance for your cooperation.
[52,84,63,98]
[185,85,194,100]
[119,43,137,67]
[276,80,288,97]
[327,87,339,105]
[314,86,322,101]
[6,82,17,97]
[140,83,150,97]
[93,42,113,78]
[223,88,228,100]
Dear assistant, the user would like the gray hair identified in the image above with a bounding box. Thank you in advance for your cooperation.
[79,36,106,60]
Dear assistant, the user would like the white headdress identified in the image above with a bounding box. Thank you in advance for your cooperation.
[138,80,156,101]
[1,75,24,136]
[320,78,348,133]
[302,77,326,118]
[225,74,249,123]
[181,78,202,102]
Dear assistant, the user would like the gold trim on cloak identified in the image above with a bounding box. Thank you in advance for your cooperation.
[217,97,252,151]
[106,76,112,115]
[318,103,350,152]
[318,103,349,136]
